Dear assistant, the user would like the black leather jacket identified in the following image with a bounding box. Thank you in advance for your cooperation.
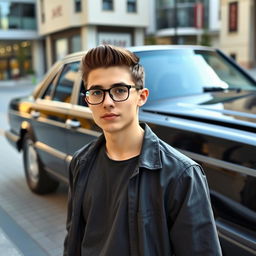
[64,124,222,256]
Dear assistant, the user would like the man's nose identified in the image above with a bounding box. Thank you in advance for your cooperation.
[102,91,114,106]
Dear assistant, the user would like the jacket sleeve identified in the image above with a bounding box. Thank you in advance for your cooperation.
[63,154,78,256]
[168,165,222,256]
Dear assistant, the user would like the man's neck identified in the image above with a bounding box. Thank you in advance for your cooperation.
[104,124,144,161]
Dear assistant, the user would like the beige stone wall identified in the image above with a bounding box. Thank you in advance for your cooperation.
[220,0,255,68]
[38,0,148,36]
[37,0,83,35]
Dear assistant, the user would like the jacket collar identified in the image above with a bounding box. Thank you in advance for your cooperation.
[138,123,162,170]
[80,123,162,171]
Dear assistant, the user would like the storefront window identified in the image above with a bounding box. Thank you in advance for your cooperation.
[156,0,208,29]
[0,41,32,80]
[0,2,36,30]
[55,38,68,61]
[71,35,81,52]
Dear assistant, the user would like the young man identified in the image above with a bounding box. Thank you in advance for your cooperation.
[64,45,222,256]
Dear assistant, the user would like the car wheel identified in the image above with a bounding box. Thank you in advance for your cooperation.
[23,133,59,194]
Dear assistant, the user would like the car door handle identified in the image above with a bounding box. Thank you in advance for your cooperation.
[66,119,81,128]
[31,110,40,118]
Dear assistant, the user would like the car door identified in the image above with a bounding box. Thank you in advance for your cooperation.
[64,80,102,171]
[30,61,80,180]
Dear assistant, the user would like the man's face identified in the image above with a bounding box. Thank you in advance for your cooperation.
[87,66,148,135]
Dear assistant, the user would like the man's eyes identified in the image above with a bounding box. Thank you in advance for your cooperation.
[91,90,103,96]
[112,87,128,94]
[87,86,128,96]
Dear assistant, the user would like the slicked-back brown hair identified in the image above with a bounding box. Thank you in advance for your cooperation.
[81,44,144,88]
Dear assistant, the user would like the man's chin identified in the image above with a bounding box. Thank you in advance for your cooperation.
[98,122,121,134]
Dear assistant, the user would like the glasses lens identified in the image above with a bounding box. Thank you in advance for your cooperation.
[86,89,104,104]
[110,86,129,101]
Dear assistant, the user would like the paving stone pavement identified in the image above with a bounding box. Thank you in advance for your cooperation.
[0,135,68,256]
[0,228,23,256]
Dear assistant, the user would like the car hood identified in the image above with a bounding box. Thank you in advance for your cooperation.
[142,91,256,131]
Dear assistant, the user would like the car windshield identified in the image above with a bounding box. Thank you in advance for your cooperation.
[136,49,256,102]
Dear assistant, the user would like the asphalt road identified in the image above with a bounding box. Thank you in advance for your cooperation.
[0,83,67,256]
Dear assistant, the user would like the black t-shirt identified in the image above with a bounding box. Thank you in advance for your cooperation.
[81,145,139,256]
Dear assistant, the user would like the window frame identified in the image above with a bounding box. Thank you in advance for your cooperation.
[74,0,81,12]
[127,0,137,13]
[39,61,81,105]
[102,0,114,11]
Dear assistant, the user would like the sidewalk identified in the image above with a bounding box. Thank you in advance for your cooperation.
[0,205,49,256]
[0,77,38,87]
[0,228,23,256]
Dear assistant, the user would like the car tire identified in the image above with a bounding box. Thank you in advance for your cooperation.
[22,132,59,194]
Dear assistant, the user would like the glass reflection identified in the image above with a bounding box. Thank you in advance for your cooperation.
[0,2,36,30]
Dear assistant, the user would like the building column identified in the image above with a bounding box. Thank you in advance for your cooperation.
[46,35,52,69]
[249,0,256,67]
[32,40,44,80]
[134,28,144,46]
[81,25,97,50]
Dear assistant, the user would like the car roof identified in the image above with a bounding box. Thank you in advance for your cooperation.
[63,44,216,61]
[128,44,216,52]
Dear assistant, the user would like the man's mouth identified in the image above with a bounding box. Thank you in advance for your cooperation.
[101,113,119,120]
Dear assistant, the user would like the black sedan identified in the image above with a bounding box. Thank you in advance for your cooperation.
[5,45,256,255]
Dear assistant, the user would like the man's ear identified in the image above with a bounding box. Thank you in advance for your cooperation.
[138,88,149,107]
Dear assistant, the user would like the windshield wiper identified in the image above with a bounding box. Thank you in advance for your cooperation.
[203,87,241,92]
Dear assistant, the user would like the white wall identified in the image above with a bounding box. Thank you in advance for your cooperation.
[146,0,156,34]
[32,40,45,78]
[209,0,220,31]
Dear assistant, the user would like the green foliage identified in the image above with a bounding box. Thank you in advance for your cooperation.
[200,30,212,46]
[145,35,157,45]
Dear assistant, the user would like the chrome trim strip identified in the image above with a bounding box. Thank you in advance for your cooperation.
[178,149,256,178]
[34,99,72,112]
[10,107,68,127]
[36,117,67,129]
[69,106,93,118]
[142,112,256,146]
[10,111,100,136]
[4,130,19,142]
[218,232,256,255]
[45,167,68,184]
[9,109,31,119]
[66,155,73,164]
[35,142,66,160]
[216,219,256,254]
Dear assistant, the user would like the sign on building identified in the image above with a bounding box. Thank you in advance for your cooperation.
[98,32,132,47]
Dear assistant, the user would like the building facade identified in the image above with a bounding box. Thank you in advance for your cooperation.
[220,0,256,68]
[147,0,220,47]
[37,0,148,69]
[0,0,44,81]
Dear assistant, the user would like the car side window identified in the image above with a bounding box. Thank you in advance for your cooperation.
[52,62,80,103]
[78,81,88,107]
[41,75,58,100]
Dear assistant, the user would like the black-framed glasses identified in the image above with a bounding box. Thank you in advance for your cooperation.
[83,83,143,105]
